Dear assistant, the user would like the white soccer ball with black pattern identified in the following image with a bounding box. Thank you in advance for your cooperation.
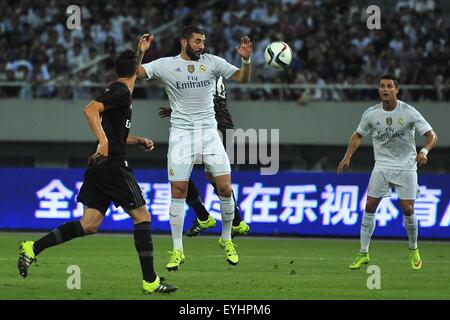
[264,41,293,69]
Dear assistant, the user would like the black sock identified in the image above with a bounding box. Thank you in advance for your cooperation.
[33,221,85,256]
[211,182,242,226]
[186,179,210,221]
[231,190,243,226]
[211,182,218,196]
[133,221,156,283]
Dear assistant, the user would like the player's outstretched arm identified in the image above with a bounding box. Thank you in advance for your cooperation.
[230,36,252,83]
[84,100,108,163]
[127,136,155,152]
[337,132,363,173]
[416,130,437,166]
[136,33,154,79]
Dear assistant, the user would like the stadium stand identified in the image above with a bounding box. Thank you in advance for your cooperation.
[0,0,449,101]
[0,0,449,172]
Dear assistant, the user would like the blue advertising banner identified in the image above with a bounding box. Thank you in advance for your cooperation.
[0,168,449,238]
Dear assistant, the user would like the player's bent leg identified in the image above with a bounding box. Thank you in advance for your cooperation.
[80,208,105,234]
[229,187,250,237]
[185,179,216,237]
[186,179,210,221]
[18,207,101,278]
[231,196,250,237]
[186,215,217,237]
[206,172,249,237]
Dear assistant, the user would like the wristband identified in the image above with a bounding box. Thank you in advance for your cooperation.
[242,57,251,64]
[419,148,428,156]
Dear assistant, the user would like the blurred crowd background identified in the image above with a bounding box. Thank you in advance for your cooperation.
[0,0,449,102]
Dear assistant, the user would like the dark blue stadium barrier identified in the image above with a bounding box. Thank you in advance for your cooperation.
[0,168,449,239]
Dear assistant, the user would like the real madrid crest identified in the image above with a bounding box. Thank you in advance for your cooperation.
[398,118,404,126]
[200,64,206,72]
[386,117,392,126]
[187,65,195,73]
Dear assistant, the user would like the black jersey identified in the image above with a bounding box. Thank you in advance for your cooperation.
[213,76,234,133]
[89,81,132,167]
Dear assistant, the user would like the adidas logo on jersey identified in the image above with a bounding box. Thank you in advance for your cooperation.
[174,67,181,73]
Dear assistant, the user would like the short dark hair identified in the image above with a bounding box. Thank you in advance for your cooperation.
[114,49,137,78]
[380,74,399,88]
[181,25,205,41]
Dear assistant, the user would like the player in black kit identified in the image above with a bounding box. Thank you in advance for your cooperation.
[159,76,250,237]
[18,41,177,294]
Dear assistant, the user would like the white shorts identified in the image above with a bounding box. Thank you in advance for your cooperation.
[167,127,231,181]
[367,168,419,200]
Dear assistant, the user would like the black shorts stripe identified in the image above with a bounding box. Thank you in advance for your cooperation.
[120,167,142,207]
[128,176,142,205]
[120,167,139,205]
[128,174,145,207]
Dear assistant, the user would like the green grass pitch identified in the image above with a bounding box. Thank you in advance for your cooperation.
[1,232,449,300]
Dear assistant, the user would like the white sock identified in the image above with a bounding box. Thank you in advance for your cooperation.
[169,198,186,252]
[220,195,235,241]
[404,213,418,250]
[360,212,376,253]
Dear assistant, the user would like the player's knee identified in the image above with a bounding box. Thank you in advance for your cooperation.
[402,205,414,216]
[216,184,232,197]
[364,203,378,213]
[172,185,188,199]
[365,200,379,213]
[80,222,99,235]
[130,207,151,224]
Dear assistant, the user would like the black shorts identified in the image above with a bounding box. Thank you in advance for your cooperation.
[76,166,146,215]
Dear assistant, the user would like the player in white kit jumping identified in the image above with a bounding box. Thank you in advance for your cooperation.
[338,75,438,271]
[136,26,252,271]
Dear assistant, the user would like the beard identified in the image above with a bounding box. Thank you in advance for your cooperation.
[186,43,202,61]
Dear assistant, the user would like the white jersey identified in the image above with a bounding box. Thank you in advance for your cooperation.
[356,100,432,170]
[142,53,238,130]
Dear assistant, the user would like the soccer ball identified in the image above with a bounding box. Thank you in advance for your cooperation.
[264,41,293,69]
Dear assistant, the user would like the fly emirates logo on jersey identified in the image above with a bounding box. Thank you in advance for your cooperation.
[375,126,405,140]
[375,118,406,141]
[176,75,212,90]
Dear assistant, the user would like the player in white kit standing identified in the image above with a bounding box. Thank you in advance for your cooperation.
[338,75,437,271]
[136,26,252,271]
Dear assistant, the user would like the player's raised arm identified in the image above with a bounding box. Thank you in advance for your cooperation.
[337,132,363,173]
[230,36,252,83]
[416,130,438,166]
[136,33,154,78]
[83,100,108,163]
